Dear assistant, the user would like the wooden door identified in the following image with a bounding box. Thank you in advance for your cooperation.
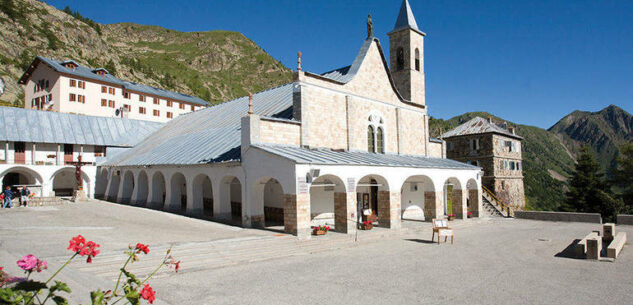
[369,179,378,222]
[14,142,25,164]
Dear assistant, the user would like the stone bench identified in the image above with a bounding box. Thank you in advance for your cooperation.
[607,232,627,259]
[576,231,600,258]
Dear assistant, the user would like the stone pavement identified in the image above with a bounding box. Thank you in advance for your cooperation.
[1,200,632,304]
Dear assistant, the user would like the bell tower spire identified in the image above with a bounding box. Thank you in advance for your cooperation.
[388,0,426,106]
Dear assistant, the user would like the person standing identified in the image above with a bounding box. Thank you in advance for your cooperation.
[3,186,14,208]
[20,186,30,207]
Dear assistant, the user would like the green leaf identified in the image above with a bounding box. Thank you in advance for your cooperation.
[90,289,105,305]
[50,281,71,294]
[125,289,140,305]
[121,268,140,285]
[14,280,47,292]
[53,295,69,305]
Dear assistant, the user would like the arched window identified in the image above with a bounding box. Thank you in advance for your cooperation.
[396,48,404,71]
[376,127,384,154]
[414,48,420,71]
[367,125,375,153]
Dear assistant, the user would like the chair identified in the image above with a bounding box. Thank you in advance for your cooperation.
[431,218,453,244]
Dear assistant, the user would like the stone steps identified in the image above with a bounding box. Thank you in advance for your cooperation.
[52,227,408,282]
[481,196,504,218]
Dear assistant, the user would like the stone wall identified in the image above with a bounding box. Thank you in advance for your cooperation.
[617,214,633,225]
[259,118,301,146]
[514,211,602,223]
[283,193,311,239]
[428,141,443,158]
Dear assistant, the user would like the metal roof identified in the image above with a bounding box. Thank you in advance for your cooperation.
[253,144,479,170]
[441,117,522,139]
[0,107,163,147]
[102,83,295,166]
[392,0,419,32]
[320,39,373,84]
[20,57,209,106]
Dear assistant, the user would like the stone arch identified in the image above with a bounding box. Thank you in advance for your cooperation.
[443,177,465,218]
[51,167,90,197]
[251,177,285,228]
[310,174,351,233]
[219,176,242,225]
[400,175,435,221]
[356,174,392,228]
[414,48,420,71]
[134,170,149,206]
[0,166,43,194]
[467,178,480,218]
[150,172,166,209]
[169,172,187,213]
[396,47,404,70]
[95,168,109,199]
[192,174,213,217]
[120,170,135,204]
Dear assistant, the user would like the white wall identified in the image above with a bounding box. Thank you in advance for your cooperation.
[26,71,201,123]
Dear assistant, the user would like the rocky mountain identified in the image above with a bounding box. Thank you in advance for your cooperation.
[0,0,293,105]
[549,105,633,171]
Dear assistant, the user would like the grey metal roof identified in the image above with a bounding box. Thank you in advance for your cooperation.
[429,137,444,143]
[441,117,522,139]
[320,38,373,84]
[0,107,163,147]
[102,83,295,166]
[21,57,209,106]
[392,0,419,32]
[253,144,479,170]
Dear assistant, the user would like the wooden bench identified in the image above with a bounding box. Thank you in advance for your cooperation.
[607,232,627,259]
[575,231,599,258]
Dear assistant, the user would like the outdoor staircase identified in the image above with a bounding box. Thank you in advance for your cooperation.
[481,196,504,218]
[481,185,514,218]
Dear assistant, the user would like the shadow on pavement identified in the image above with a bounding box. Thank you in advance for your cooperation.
[405,238,436,244]
[555,239,583,259]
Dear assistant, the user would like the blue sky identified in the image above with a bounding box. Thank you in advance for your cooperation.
[46,0,633,128]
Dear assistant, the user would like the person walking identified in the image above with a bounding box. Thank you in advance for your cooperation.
[3,186,14,208]
[20,186,30,207]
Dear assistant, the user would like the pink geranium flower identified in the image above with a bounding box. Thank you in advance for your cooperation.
[17,255,38,271]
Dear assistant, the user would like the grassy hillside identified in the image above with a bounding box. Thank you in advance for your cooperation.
[0,0,293,105]
[430,112,576,211]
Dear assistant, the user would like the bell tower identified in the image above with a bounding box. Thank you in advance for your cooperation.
[388,0,425,106]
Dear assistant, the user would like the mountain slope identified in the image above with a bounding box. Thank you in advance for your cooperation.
[0,0,293,105]
[430,112,576,211]
[549,105,633,172]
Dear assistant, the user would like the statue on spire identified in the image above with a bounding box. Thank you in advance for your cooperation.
[367,14,373,39]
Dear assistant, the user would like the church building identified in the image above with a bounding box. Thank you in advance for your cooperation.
[98,0,483,239]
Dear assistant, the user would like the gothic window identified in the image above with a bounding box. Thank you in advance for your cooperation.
[367,125,375,153]
[414,48,420,71]
[377,127,384,154]
[396,48,404,71]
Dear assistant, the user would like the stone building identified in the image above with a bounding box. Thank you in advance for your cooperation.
[97,0,483,239]
[18,57,208,123]
[442,117,526,208]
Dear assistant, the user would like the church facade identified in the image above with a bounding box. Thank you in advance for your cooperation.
[98,0,483,239]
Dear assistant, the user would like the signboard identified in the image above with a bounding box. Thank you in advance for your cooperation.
[347,177,355,192]
[297,176,308,194]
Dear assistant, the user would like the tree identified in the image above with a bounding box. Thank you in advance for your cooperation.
[561,146,622,221]
[612,143,633,210]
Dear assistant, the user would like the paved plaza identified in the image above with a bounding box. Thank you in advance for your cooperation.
[1,201,631,304]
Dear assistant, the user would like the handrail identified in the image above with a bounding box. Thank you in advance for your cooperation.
[481,185,513,217]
